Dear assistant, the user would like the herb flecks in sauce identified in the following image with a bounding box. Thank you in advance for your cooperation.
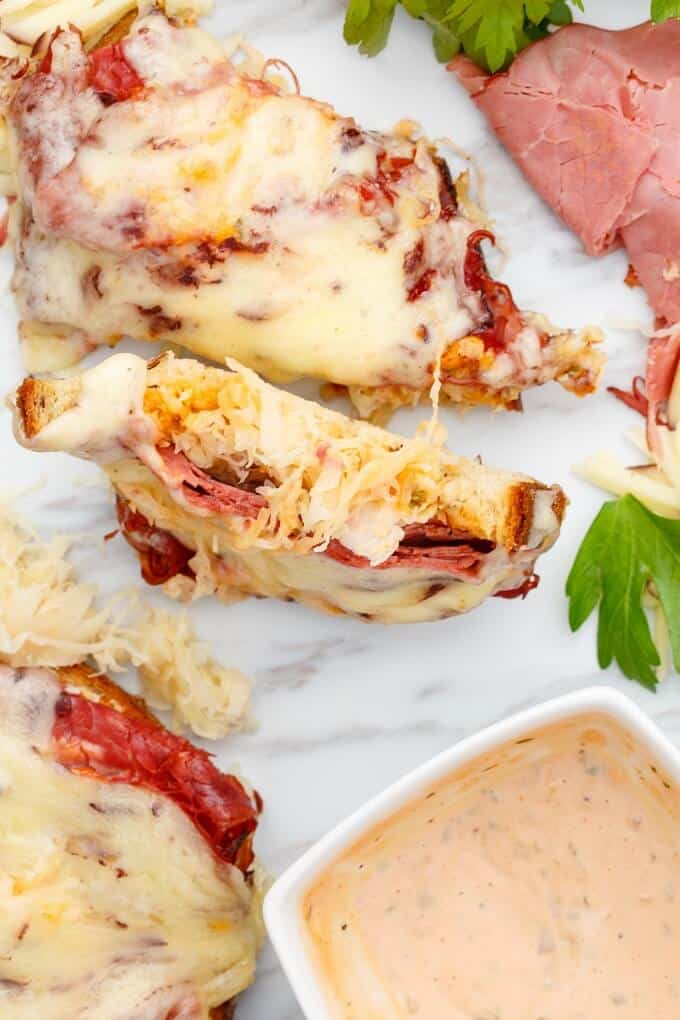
[304,714,680,1019]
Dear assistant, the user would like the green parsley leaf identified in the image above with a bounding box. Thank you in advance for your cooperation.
[343,0,398,56]
[651,0,680,21]
[431,21,461,60]
[422,0,462,60]
[343,0,586,71]
[546,0,575,23]
[477,3,526,71]
[524,0,551,22]
[566,494,680,691]
[402,0,428,15]
[344,0,371,36]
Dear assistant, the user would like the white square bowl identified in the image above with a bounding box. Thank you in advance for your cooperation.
[263,685,680,1020]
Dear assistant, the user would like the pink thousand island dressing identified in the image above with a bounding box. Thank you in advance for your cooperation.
[303,713,680,1019]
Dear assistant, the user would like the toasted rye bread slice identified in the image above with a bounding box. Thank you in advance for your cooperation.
[14,375,81,439]
[14,354,565,554]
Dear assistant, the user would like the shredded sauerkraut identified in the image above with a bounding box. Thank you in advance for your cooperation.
[136,607,253,739]
[0,503,140,669]
[0,0,214,198]
[0,501,252,737]
[145,356,456,566]
[0,0,210,47]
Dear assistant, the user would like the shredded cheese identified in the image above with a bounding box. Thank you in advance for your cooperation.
[576,451,680,520]
[0,0,135,46]
[0,501,252,738]
[576,325,680,517]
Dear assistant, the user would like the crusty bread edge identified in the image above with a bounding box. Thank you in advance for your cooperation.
[14,376,81,439]
[505,482,566,552]
[56,663,154,721]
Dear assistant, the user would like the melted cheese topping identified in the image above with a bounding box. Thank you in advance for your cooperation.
[7,12,602,411]
[0,665,262,1019]
[13,353,152,462]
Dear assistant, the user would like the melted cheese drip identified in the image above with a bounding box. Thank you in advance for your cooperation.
[0,665,262,1019]
[12,354,152,462]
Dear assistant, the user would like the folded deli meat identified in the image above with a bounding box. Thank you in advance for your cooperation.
[452,20,680,326]
[611,325,680,480]
[5,12,602,417]
[0,662,263,1019]
[13,353,566,623]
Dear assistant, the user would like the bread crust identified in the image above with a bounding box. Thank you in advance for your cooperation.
[506,479,567,552]
[505,482,538,552]
[56,663,154,721]
[14,376,81,439]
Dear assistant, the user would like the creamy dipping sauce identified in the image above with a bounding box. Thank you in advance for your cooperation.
[303,714,680,1019]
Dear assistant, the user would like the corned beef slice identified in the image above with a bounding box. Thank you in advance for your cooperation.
[450,21,680,325]
[149,447,492,579]
[644,327,680,454]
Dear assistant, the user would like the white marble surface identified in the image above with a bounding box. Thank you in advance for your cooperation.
[0,1,675,1016]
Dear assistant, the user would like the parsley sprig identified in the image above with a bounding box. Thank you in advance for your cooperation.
[566,495,680,691]
[344,0,582,69]
[344,0,676,71]
[651,0,680,19]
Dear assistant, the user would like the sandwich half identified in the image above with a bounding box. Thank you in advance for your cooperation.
[4,10,603,417]
[13,352,566,623]
[0,661,263,1018]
